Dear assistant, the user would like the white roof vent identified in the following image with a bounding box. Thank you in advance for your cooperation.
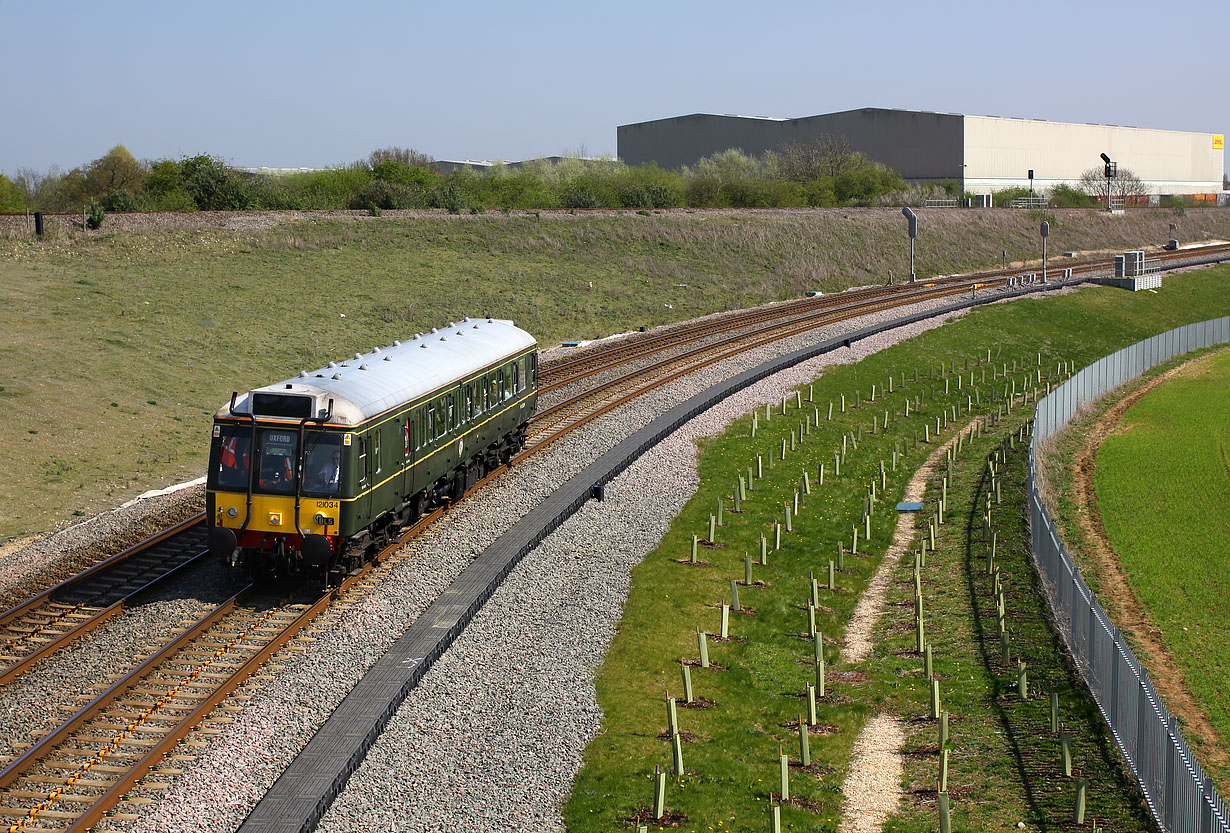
[393,340,401,346]
[332,373,343,380]
[353,353,363,361]
[359,364,369,371]
[327,361,337,368]
[383,355,393,361]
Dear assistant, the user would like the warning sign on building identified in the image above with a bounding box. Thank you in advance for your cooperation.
[1215,135,1225,150]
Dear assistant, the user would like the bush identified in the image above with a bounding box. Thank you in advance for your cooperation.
[371,160,437,190]
[1048,184,1092,208]
[645,182,681,208]
[181,155,252,210]
[85,199,105,229]
[100,188,137,212]
[561,183,601,209]
[992,186,1033,205]
[0,173,26,211]
[432,182,467,214]
[616,185,651,209]
[348,180,426,210]
[803,177,839,207]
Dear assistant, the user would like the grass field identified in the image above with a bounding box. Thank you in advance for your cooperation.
[1,210,1227,540]
[1094,349,1230,768]
[563,268,1230,832]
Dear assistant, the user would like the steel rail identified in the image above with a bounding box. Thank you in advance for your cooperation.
[0,516,207,687]
[520,283,980,457]
[0,550,211,687]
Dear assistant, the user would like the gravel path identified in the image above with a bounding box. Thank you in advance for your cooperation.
[837,713,906,833]
[842,420,975,665]
[1,283,1066,833]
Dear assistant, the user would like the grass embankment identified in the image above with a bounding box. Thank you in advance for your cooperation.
[1095,352,1230,724]
[3,210,1228,540]
[1042,347,1230,791]
[564,267,1230,832]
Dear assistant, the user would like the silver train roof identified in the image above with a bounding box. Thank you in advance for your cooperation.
[219,318,537,426]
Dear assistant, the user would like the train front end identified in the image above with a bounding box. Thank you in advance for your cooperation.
[206,386,345,578]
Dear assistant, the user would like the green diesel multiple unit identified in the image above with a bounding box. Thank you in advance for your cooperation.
[206,318,538,581]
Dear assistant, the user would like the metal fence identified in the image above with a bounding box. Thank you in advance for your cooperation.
[1029,316,1230,832]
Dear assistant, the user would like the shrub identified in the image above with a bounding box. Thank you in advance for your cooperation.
[616,185,651,209]
[85,199,105,229]
[371,160,438,190]
[100,188,137,212]
[803,177,839,207]
[561,183,601,209]
[1048,184,1092,208]
[645,182,681,208]
[992,186,1033,205]
[348,180,426,210]
[181,155,252,210]
[432,182,467,214]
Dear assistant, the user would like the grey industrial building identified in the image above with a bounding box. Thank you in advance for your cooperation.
[617,108,1225,197]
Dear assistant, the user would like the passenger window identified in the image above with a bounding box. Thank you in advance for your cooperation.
[530,353,538,386]
[404,417,411,457]
[512,363,520,394]
[358,438,368,488]
[466,387,474,420]
[446,393,455,429]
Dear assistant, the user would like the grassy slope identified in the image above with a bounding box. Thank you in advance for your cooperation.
[0,208,1227,539]
[565,267,1230,832]
[1094,349,1230,757]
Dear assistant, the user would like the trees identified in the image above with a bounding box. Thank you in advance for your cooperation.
[1078,165,1150,201]
[84,145,144,196]
[772,134,860,182]
[0,173,26,211]
[367,147,436,170]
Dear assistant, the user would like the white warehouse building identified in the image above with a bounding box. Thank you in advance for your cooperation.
[617,108,1225,198]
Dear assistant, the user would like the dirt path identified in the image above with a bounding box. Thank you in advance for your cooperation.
[838,418,980,832]
[842,419,977,664]
[1070,349,1228,768]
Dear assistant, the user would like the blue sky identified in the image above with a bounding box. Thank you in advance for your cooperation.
[2,0,1226,176]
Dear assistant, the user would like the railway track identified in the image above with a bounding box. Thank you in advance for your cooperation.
[0,517,208,687]
[3,240,1227,830]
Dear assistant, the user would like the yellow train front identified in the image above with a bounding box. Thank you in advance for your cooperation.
[206,318,538,582]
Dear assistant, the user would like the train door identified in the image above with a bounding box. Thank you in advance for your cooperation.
[357,433,373,526]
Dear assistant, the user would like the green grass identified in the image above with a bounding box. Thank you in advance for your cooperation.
[1094,349,1230,763]
[564,268,1230,832]
[1,211,1228,540]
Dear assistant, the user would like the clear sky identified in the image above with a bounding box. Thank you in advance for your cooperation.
[2,0,1226,177]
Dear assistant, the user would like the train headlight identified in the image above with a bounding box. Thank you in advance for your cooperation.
[226,507,238,518]
[314,513,327,525]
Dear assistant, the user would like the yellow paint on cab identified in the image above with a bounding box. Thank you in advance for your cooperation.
[211,492,340,536]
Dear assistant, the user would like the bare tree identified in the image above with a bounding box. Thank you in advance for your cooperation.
[1078,165,1151,201]
[368,147,436,170]
[773,134,860,182]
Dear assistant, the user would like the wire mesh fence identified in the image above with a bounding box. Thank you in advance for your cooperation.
[1029,316,1230,832]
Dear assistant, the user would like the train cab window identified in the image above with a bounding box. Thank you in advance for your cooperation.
[215,426,251,490]
[257,429,297,494]
[304,432,342,496]
[358,438,369,488]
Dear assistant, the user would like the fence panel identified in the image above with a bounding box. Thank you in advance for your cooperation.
[1028,317,1230,832]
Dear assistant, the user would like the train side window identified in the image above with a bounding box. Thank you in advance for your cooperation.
[426,407,435,444]
[404,417,411,457]
[466,387,474,420]
[498,369,506,400]
[446,393,455,429]
[481,381,489,412]
[530,353,538,386]
[358,438,368,488]
[512,363,520,394]
[373,431,381,475]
